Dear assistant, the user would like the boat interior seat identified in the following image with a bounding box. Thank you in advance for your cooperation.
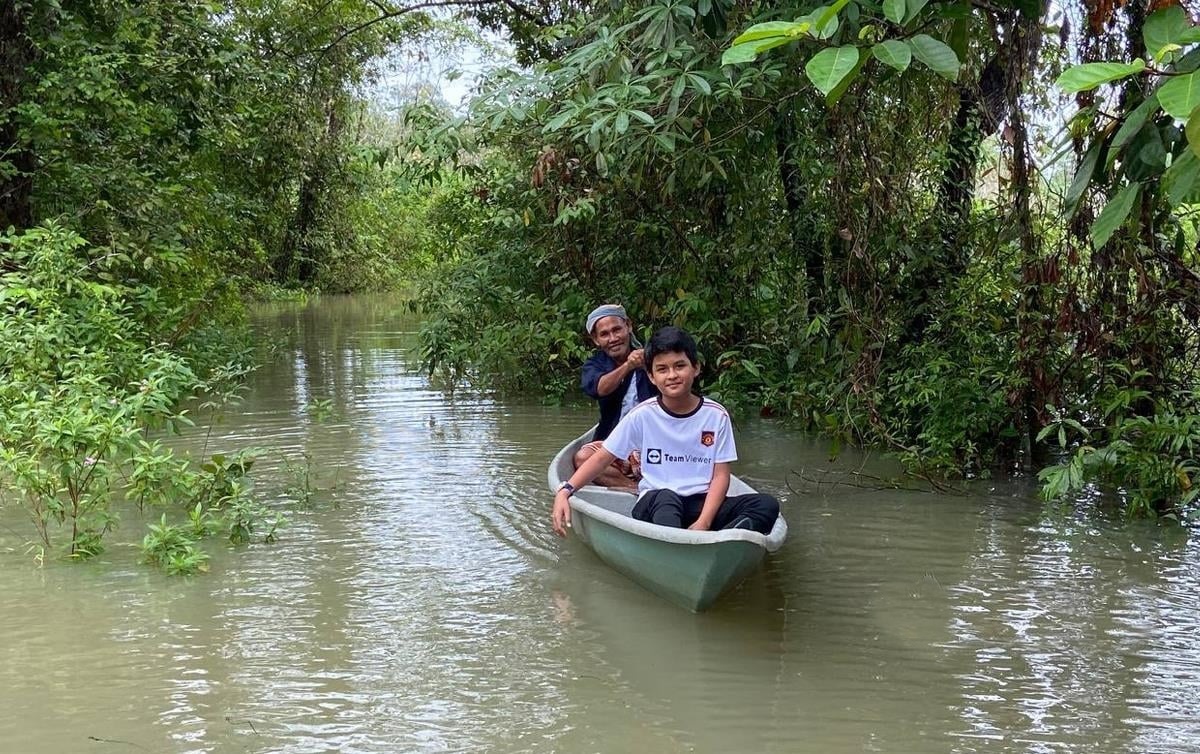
[579,486,637,517]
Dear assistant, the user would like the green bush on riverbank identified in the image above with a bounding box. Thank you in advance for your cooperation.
[0,224,281,565]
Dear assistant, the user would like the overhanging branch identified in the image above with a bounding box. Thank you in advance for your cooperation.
[312,0,504,61]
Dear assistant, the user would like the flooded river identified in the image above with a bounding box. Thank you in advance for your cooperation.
[2,295,1199,753]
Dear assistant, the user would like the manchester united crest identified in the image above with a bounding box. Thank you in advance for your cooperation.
[700,430,715,447]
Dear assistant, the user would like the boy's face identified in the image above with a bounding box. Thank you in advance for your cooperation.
[648,350,699,399]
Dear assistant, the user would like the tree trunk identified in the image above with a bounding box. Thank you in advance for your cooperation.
[773,102,823,311]
[282,95,344,284]
[0,1,37,231]
[937,54,1009,264]
[1009,5,1050,465]
[903,13,1028,346]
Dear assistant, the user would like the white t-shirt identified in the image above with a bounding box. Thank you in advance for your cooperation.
[603,397,737,497]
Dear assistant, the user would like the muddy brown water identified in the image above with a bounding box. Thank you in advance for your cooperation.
[1,295,1198,753]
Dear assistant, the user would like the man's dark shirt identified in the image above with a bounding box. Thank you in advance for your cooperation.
[581,350,658,441]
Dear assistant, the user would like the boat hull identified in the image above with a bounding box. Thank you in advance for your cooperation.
[572,507,768,611]
[548,427,787,612]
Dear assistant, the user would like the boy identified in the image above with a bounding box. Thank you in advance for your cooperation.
[552,326,779,537]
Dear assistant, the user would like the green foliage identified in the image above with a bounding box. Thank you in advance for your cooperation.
[0,224,281,567]
[1056,8,1200,243]
[1055,61,1147,93]
[1157,71,1200,119]
[142,514,210,576]
[418,248,596,397]
[415,0,999,469]
[721,0,965,94]
[872,40,912,72]
[907,35,960,81]
[313,133,459,293]
[1143,6,1200,63]
[304,398,335,424]
[806,46,862,96]
[0,224,197,557]
[221,478,282,545]
[1039,393,1200,518]
[283,452,319,508]
[405,0,1197,519]
[1090,182,1141,249]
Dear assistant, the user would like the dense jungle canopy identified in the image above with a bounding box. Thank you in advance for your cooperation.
[1,0,1198,566]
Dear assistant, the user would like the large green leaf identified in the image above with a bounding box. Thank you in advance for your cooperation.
[1145,6,1188,60]
[1055,60,1146,93]
[1090,182,1141,250]
[1064,138,1106,217]
[872,40,911,72]
[825,47,867,105]
[1162,150,1200,206]
[1110,93,1160,153]
[722,33,799,65]
[883,0,905,24]
[805,45,861,96]
[904,0,930,23]
[730,20,808,45]
[1188,106,1200,158]
[1122,124,1167,180]
[754,36,799,55]
[1157,71,1200,119]
[908,35,959,80]
[1142,6,1200,61]
[722,41,761,65]
[799,5,840,39]
[815,0,852,31]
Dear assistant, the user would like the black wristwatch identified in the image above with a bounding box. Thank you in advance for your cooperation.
[558,481,577,494]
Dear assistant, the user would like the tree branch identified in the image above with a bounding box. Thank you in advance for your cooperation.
[312,0,502,61]
[499,0,541,24]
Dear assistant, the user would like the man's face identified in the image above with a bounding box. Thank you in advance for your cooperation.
[591,316,632,361]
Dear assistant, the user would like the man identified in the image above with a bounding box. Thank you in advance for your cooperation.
[574,303,658,491]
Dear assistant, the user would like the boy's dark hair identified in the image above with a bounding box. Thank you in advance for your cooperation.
[645,326,698,367]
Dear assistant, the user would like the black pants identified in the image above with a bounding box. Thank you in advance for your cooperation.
[632,489,780,534]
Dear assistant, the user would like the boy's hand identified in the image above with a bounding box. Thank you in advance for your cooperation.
[552,490,572,537]
[627,450,641,479]
[687,518,712,532]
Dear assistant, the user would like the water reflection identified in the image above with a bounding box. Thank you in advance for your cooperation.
[943,501,1200,753]
[0,294,1197,753]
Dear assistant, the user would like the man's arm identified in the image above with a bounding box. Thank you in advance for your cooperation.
[552,446,617,537]
[688,462,731,532]
[588,349,645,398]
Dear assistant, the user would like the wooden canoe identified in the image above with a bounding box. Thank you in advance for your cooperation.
[547,427,787,611]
